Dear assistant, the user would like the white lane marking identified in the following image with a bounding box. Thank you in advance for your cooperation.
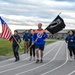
[68,70,75,75]
[0,41,59,68]
[0,57,29,68]
[0,54,25,64]
[0,42,60,74]
[0,41,57,65]
[41,43,68,75]
[15,42,64,75]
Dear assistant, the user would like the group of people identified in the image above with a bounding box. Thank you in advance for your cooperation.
[65,30,75,61]
[10,23,48,63]
[23,29,35,60]
[9,23,75,63]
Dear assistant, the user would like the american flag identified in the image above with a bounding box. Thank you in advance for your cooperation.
[0,17,12,41]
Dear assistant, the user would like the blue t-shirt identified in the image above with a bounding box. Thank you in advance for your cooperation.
[32,29,47,45]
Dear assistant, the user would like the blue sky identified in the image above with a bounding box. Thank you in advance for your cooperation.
[0,0,75,33]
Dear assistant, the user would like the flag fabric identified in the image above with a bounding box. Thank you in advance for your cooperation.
[46,15,66,34]
[0,17,12,41]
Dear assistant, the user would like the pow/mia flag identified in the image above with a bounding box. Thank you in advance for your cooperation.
[46,15,66,34]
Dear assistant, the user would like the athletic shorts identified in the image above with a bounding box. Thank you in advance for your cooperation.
[35,44,45,51]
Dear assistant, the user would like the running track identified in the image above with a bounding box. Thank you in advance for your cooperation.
[0,41,75,75]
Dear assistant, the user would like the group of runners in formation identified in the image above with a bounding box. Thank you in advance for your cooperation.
[10,23,47,63]
[9,23,75,62]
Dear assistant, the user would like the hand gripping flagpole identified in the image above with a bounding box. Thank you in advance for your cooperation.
[13,36,22,49]
[27,33,42,50]
[0,17,22,49]
[28,12,62,50]
[27,37,38,50]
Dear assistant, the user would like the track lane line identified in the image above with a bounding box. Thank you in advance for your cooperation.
[0,42,58,68]
[0,41,58,64]
[15,42,64,75]
[68,70,75,75]
[0,42,60,74]
[41,43,68,75]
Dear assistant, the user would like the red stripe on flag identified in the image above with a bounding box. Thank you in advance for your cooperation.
[1,24,12,41]
[0,17,12,42]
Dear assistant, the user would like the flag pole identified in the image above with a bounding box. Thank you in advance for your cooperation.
[27,34,41,50]
[45,12,61,30]
[27,37,38,50]
[28,12,62,50]
[58,12,61,15]
[13,36,22,49]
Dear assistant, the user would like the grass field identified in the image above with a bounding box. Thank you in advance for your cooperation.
[0,38,56,56]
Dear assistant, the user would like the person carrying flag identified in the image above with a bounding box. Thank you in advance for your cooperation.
[0,17,21,62]
[9,30,21,62]
[32,23,47,63]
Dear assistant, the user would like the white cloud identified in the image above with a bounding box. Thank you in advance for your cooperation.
[0,0,75,33]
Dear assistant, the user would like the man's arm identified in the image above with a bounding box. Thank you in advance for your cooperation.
[9,35,13,41]
[65,36,68,43]
[73,35,75,42]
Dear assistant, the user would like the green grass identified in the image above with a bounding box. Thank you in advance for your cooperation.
[0,38,56,56]
[46,40,56,45]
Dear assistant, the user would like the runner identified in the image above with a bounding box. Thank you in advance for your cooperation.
[65,30,75,61]
[23,30,30,53]
[9,30,21,62]
[32,23,47,63]
[29,29,35,61]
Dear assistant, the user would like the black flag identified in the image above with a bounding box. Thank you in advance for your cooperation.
[46,15,66,34]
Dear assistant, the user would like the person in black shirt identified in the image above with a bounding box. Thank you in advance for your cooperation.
[9,30,21,62]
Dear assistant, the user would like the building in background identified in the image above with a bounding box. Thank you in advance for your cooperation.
[47,30,69,39]
[16,29,74,39]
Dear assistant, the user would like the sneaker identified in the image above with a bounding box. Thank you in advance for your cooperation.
[33,57,35,61]
[29,57,32,61]
[15,59,18,62]
[36,59,39,63]
[40,59,43,63]
[69,57,72,62]
[17,57,20,61]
